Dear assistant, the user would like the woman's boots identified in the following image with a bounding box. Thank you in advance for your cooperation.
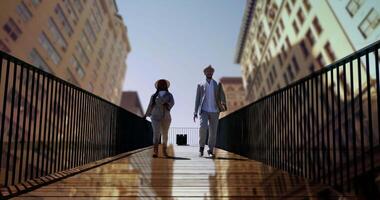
[153,144,158,158]
[163,145,168,157]
[153,144,168,158]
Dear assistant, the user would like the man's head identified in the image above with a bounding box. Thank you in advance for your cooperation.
[203,65,214,79]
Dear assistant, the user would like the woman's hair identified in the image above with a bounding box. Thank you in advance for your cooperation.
[152,80,169,107]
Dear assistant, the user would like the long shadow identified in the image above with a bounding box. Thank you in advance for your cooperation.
[163,156,191,160]
[214,156,249,161]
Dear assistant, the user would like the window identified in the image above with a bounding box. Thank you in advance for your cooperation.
[285,2,291,15]
[72,0,84,14]
[0,40,10,53]
[346,0,364,17]
[324,42,336,62]
[71,56,85,79]
[84,20,96,42]
[3,18,22,41]
[292,56,300,73]
[276,27,280,38]
[54,4,74,36]
[312,17,323,35]
[359,9,380,38]
[272,65,277,78]
[281,45,287,59]
[283,73,289,85]
[75,43,89,65]
[297,8,305,24]
[16,2,32,22]
[93,1,103,24]
[273,36,277,46]
[89,11,101,32]
[31,0,41,6]
[316,53,326,68]
[279,19,284,30]
[303,0,311,12]
[80,32,93,53]
[292,21,299,34]
[287,65,295,80]
[306,29,315,46]
[62,0,79,24]
[29,49,52,73]
[38,32,61,65]
[300,40,309,57]
[285,37,291,49]
[48,17,67,51]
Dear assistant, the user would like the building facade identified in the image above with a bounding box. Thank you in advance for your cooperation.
[0,0,131,104]
[236,0,379,103]
[120,91,144,117]
[219,77,246,118]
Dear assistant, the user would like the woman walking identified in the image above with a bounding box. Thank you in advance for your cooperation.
[145,79,174,158]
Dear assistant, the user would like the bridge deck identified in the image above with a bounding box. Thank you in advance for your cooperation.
[16,145,351,199]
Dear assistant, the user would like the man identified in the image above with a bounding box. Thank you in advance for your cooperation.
[194,65,227,157]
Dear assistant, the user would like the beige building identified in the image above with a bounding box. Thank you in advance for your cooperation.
[236,0,379,103]
[0,0,131,104]
[219,77,246,118]
[120,91,144,117]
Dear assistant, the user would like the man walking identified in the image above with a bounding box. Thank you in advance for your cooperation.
[194,65,227,157]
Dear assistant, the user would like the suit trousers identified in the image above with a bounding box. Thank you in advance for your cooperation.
[199,111,219,152]
[152,118,171,145]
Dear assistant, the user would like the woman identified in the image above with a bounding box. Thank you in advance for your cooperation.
[144,79,174,158]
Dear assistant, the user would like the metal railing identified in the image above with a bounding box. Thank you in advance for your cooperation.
[217,40,380,197]
[168,127,199,146]
[0,51,152,190]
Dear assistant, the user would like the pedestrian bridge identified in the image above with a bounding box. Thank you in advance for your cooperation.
[10,146,347,199]
[1,41,380,199]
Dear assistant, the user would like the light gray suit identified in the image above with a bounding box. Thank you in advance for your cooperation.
[194,79,226,153]
[146,92,175,145]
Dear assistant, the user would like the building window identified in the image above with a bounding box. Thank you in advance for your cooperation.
[3,18,22,41]
[283,73,289,85]
[273,36,277,47]
[300,40,309,57]
[16,2,33,22]
[272,65,277,78]
[75,43,89,65]
[93,1,103,24]
[71,56,85,79]
[297,8,305,24]
[38,32,61,65]
[62,0,79,25]
[285,2,291,15]
[306,29,315,46]
[0,40,10,53]
[31,0,41,6]
[346,0,364,17]
[89,11,101,32]
[279,19,284,30]
[312,17,323,35]
[47,17,67,51]
[29,49,52,73]
[324,42,336,62]
[285,37,291,49]
[292,21,299,34]
[276,27,280,38]
[72,0,84,14]
[54,4,74,37]
[317,53,326,68]
[292,56,300,73]
[281,45,287,60]
[84,20,96,43]
[358,8,380,39]
[303,0,311,12]
[287,65,295,80]
[80,32,93,53]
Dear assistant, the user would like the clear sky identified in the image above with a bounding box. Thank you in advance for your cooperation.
[116,0,246,127]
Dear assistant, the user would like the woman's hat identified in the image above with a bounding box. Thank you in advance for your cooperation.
[155,79,170,89]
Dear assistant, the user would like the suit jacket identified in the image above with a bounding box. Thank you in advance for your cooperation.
[194,79,226,115]
[145,92,175,120]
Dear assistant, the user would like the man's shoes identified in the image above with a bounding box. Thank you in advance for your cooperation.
[208,150,215,158]
[199,147,204,157]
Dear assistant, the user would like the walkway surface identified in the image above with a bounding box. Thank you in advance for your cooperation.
[16,145,352,199]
